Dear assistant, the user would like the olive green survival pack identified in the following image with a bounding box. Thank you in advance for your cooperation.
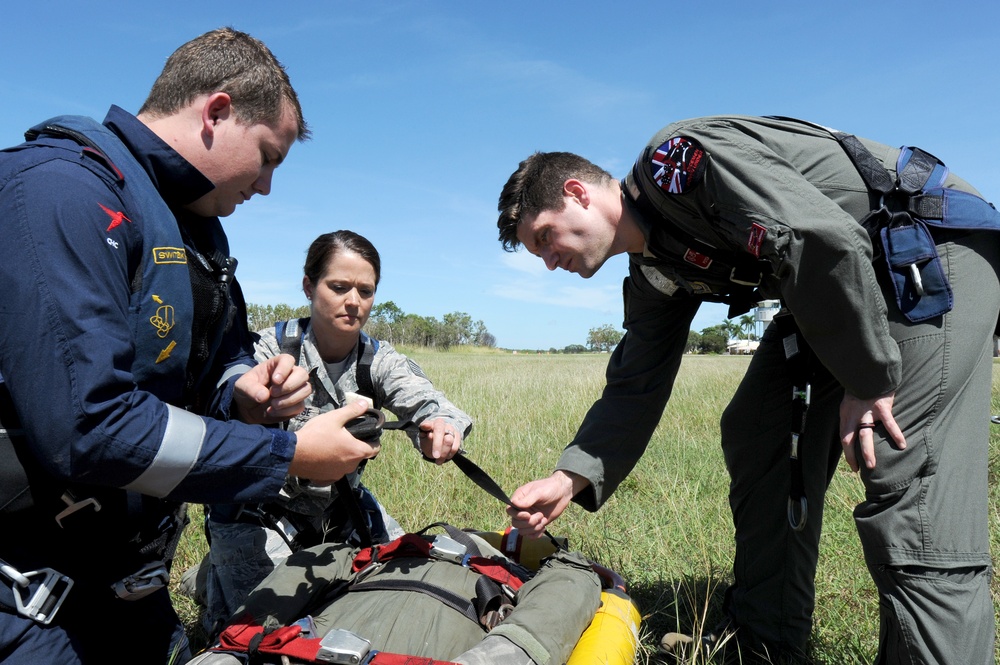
[204,523,603,664]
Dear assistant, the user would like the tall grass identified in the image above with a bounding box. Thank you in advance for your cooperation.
[170,351,1000,664]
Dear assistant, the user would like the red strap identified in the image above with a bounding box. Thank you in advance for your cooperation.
[215,621,464,665]
[216,621,323,661]
[352,534,525,591]
[466,556,523,591]
[353,534,432,572]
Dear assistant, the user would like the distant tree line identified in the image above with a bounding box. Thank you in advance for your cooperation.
[576,315,760,356]
[245,301,496,350]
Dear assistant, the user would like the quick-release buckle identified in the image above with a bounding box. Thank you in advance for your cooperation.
[429,534,469,565]
[729,266,763,287]
[315,628,372,664]
[6,566,74,625]
[791,383,811,409]
[111,560,169,601]
[55,490,102,528]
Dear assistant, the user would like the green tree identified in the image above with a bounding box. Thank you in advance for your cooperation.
[739,314,757,341]
[396,314,436,347]
[686,330,702,354]
[245,303,309,332]
[472,321,497,348]
[368,300,404,343]
[586,324,624,352]
[563,344,587,354]
[442,311,474,348]
[699,325,728,354]
[721,318,741,342]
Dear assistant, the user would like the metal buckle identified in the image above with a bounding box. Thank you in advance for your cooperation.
[9,567,74,625]
[729,266,762,287]
[908,263,926,296]
[55,491,102,528]
[111,560,168,601]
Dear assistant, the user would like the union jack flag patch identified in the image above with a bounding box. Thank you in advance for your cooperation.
[650,136,706,194]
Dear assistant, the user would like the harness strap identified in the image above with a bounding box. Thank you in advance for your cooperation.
[348,578,481,624]
[0,386,32,513]
[774,313,813,532]
[215,621,463,664]
[352,532,527,592]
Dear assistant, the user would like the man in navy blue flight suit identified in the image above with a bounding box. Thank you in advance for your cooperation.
[0,27,378,665]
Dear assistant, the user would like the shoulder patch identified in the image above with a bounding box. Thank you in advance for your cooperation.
[649,136,706,194]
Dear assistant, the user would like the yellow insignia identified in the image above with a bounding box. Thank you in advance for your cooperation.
[152,247,187,265]
[149,296,175,339]
[156,340,177,364]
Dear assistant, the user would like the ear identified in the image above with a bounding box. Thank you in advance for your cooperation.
[200,92,233,139]
[563,179,590,207]
[302,275,313,300]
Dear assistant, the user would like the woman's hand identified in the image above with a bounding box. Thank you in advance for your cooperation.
[418,418,463,464]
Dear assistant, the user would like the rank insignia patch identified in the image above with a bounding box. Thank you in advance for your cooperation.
[650,136,706,194]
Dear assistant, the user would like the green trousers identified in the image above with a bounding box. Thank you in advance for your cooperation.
[720,229,1000,664]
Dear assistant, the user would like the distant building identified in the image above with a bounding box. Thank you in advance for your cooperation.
[755,299,781,338]
[727,339,760,355]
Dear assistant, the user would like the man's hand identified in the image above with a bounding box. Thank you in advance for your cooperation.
[839,390,906,472]
[233,354,311,424]
[506,470,587,537]
[290,400,381,483]
[417,418,463,464]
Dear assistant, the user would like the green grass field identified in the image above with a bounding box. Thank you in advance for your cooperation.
[170,350,1000,664]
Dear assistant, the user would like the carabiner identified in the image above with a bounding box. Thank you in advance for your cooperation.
[787,496,808,532]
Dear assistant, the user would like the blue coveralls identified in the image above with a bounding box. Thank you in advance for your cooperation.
[0,106,295,664]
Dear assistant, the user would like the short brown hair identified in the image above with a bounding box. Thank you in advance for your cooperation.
[139,27,309,140]
[496,151,613,251]
[304,230,381,289]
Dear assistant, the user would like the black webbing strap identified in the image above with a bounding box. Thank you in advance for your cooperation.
[0,382,32,514]
[355,336,380,410]
[375,416,565,553]
[831,132,894,195]
[348,578,481,624]
[830,131,947,247]
[774,314,812,532]
[334,479,373,549]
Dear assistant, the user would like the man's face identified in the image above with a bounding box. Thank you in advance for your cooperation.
[515,195,616,278]
[187,101,300,218]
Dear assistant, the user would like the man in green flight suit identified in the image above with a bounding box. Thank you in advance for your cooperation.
[495,115,1000,664]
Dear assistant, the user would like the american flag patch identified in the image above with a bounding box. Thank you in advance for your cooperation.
[650,136,706,194]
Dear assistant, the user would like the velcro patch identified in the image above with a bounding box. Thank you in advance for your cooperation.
[650,136,706,194]
[748,223,766,258]
[683,248,712,269]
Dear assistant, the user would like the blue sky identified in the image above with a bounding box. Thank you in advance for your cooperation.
[3,1,999,350]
